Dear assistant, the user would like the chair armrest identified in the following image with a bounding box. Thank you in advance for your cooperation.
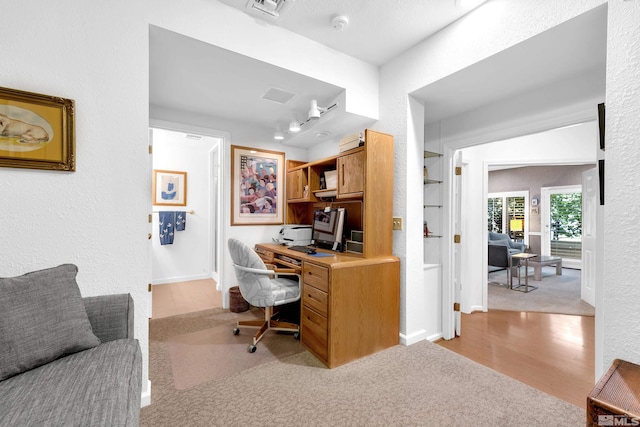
[83,293,134,342]
[233,264,276,275]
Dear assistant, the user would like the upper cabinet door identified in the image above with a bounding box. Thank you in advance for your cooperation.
[337,150,365,198]
[286,169,307,201]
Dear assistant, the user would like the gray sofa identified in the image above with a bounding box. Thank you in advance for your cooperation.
[488,231,526,254]
[0,264,142,426]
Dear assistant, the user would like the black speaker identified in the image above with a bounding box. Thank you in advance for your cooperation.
[599,159,605,206]
[598,103,605,151]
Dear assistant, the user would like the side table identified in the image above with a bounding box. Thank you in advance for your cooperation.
[511,253,538,293]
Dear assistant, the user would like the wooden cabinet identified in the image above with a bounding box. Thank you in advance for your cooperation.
[337,150,365,198]
[286,169,307,201]
[256,242,400,369]
[285,129,394,258]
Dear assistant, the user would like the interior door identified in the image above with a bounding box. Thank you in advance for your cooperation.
[581,168,597,306]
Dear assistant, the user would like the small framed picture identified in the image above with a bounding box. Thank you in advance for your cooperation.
[153,169,187,206]
[0,86,75,171]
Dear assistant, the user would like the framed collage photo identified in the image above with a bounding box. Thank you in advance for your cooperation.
[231,145,284,225]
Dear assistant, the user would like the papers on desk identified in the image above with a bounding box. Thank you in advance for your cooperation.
[309,252,335,257]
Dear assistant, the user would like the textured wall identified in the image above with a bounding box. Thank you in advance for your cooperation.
[603,0,640,374]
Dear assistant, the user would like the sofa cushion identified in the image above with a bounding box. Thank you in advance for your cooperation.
[0,264,100,381]
[0,339,142,426]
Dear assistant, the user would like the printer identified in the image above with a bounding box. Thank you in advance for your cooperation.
[275,224,312,246]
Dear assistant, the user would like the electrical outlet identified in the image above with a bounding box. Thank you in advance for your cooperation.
[392,217,403,230]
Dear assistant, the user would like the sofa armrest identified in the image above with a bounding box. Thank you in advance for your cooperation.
[83,294,134,342]
[509,241,526,252]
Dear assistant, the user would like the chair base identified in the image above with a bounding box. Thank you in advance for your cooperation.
[235,305,299,350]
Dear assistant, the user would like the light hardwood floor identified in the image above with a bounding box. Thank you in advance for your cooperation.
[150,282,594,409]
[437,310,594,410]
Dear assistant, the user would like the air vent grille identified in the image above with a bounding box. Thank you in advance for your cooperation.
[262,87,295,104]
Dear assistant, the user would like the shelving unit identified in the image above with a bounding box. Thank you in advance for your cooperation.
[285,129,394,259]
[424,150,443,264]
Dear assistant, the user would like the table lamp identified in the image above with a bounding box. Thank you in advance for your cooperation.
[509,219,524,232]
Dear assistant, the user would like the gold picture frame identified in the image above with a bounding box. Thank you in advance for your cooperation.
[153,169,187,207]
[0,86,75,171]
[231,145,284,225]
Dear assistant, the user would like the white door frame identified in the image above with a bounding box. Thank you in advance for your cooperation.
[149,119,228,287]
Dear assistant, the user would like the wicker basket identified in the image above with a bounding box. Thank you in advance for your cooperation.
[229,286,249,312]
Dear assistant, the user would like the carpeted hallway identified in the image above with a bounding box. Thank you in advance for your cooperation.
[141,281,587,426]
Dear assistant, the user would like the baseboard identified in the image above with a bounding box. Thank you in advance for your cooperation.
[426,332,443,342]
[152,274,211,285]
[400,329,428,345]
[468,305,484,313]
[141,380,151,407]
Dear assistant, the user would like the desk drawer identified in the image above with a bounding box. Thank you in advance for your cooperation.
[303,262,329,293]
[303,283,328,317]
[301,305,328,360]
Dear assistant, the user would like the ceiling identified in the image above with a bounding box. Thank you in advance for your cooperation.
[149,1,607,148]
[215,0,488,66]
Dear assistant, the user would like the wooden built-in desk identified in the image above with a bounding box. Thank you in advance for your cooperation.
[255,243,400,368]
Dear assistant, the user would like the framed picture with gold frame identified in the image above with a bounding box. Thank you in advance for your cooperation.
[231,145,284,225]
[153,169,187,207]
[0,86,75,171]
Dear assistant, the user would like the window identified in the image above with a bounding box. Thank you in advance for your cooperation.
[487,191,529,244]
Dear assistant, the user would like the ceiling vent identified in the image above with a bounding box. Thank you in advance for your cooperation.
[261,87,295,104]
[245,0,295,18]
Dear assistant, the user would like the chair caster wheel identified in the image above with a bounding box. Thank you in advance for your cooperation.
[248,345,257,353]
[233,328,240,335]
[293,332,300,340]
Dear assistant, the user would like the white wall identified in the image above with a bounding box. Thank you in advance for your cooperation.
[379,0,605,344]
[603,0,640,376]
[151,128,220,284]
[0,0,377,405]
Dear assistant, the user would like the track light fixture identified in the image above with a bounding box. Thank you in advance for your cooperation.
[289,117,301,133]
[308,99,327,121]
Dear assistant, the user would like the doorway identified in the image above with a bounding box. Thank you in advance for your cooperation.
[149,124,224,317]
[541,185,583,269]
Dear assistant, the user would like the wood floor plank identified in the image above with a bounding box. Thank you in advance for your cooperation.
[436,310,594,409]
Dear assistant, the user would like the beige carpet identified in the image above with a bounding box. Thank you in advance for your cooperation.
[154,307,304,390]
[141,308,584,426]
[489,267,595,316]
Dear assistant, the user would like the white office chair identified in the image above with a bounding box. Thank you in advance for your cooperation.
[227,238,301,353]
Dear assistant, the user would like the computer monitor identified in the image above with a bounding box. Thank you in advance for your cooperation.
[311,207,346,251]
